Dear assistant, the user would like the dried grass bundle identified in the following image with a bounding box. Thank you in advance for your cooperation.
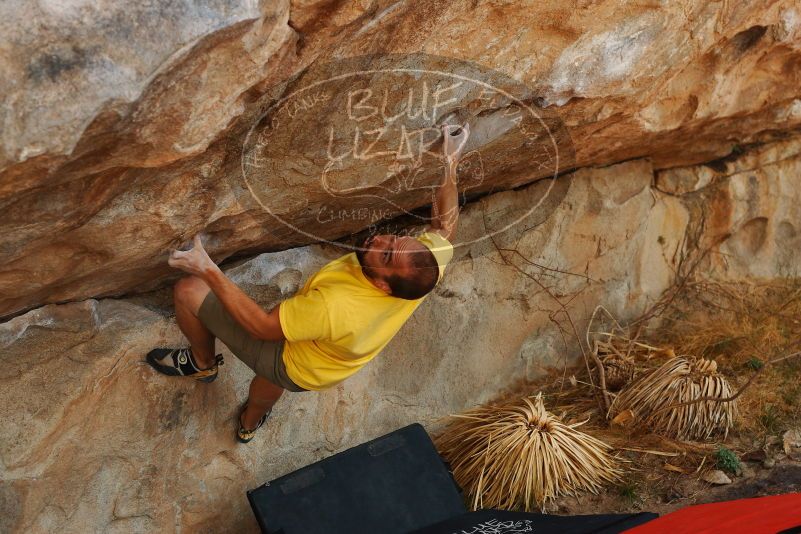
[587,307,676,402]
[610,357,738,440]
[602,355,635,391]
[436,394,621,511]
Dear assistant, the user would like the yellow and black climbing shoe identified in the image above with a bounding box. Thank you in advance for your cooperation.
[146,347,223,383]
[237,403,271,443]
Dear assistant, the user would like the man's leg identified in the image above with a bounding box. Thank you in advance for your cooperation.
[174,275,216,369]
[174,276,286,430]
[242,376,284,429]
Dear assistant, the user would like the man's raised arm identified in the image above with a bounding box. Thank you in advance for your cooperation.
[430,123,470,242]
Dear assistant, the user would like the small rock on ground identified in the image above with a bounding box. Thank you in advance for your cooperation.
[702,470,733,485]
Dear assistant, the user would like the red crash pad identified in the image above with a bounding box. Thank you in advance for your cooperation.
[626,493,801,534]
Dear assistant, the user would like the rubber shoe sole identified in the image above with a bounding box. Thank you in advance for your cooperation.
[237,404,270,443]
[145,348,222,383]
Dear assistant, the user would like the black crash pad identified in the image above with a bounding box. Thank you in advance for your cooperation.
[247,423,466,534]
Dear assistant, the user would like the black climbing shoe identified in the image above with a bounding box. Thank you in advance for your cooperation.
[146,347,223,383]
[237,403,271,443]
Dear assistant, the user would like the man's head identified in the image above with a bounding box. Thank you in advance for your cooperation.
[355,234,439,300]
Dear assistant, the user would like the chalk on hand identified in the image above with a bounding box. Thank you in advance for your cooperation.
[177,239,194,252]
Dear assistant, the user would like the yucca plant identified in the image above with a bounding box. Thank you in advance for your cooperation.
[436,394,621,511]
[609,357,737,440]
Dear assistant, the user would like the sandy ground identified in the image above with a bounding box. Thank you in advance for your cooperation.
[554,459,801,518]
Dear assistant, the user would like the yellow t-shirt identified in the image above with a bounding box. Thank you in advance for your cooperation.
[278,231,454,390]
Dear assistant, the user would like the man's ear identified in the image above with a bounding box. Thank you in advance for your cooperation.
[371,276,392,294]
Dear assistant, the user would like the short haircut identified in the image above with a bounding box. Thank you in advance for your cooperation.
[387,248,440,300]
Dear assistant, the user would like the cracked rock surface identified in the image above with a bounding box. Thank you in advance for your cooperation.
[2,0,801,318]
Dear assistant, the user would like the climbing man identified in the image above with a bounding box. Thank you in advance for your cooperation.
[146,123,470,443]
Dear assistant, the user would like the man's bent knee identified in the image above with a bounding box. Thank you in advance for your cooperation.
[174,276,211,314]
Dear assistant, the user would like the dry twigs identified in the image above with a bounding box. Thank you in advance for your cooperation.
[586,306,676,411]
[609,357,738,440]
[437,394,621,511]
[481,205,606,411]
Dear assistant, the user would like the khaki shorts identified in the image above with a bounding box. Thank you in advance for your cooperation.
[197,291,306,392]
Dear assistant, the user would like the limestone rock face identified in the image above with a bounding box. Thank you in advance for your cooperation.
[2,0,801,318]
[658,136,801,278]
[2,140,799,532]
